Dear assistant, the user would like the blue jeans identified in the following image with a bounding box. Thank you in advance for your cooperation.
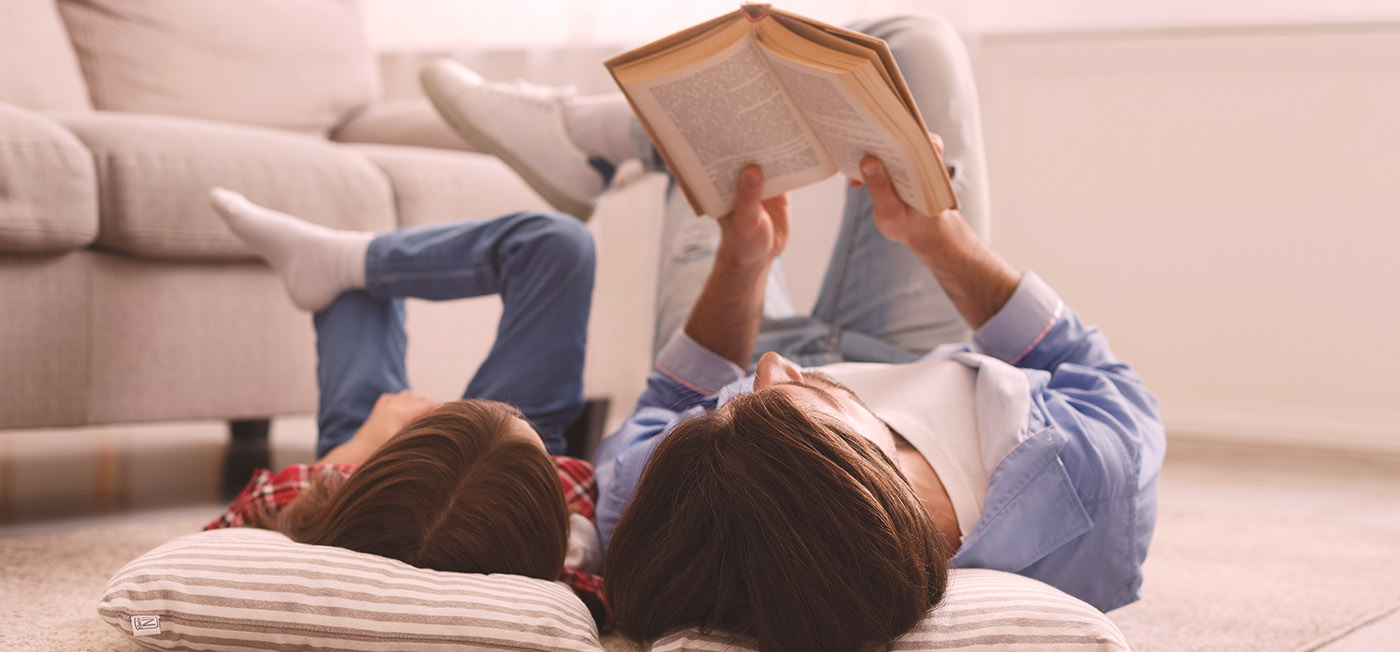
[648,15,991,367]
[313,211,595,458]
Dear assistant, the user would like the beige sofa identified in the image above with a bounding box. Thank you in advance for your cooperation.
[0,0,660,482]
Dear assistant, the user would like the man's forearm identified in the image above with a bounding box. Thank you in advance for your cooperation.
[908,210,1021,330]
[682,253,770,369]
[680,166,788,369]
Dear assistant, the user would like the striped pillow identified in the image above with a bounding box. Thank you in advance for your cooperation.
[649,568,1129,651]
[98,527,604,651]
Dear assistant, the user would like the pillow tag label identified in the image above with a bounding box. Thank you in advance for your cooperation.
[131,615,161,636]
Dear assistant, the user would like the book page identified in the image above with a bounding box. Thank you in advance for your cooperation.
[763,52,927,214]
[618,36,836,217]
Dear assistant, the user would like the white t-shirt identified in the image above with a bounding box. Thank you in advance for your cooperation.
[822,358,987,540]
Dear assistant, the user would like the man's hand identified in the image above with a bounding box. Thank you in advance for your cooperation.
[855,132,946,250]
[716,165,790,271]
[317,390,441,465]
[852,132,1021,330]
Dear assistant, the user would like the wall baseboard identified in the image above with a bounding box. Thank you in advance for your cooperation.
[1165,406,1400,456]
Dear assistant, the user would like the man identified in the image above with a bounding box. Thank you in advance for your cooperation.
[422,13,1164,650]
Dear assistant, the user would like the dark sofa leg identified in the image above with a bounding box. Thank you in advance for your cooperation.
[563,398,610,461]
[223,419,271,501]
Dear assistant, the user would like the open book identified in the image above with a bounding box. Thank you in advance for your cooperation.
[605,4,957,218]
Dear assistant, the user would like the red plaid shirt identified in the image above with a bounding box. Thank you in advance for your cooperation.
[207,455,609,631]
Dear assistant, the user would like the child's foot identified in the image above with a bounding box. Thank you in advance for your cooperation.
[210,188,373,312]
[420,59,612,221]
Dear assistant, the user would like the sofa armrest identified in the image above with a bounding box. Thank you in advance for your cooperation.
[0,102,98,254]
[332,98,477,153]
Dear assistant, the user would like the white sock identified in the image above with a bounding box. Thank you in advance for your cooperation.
[561,94,639,167]
[210,188,373,312]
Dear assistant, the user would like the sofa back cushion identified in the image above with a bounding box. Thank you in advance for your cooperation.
[0,0,92,110]
[58,0,378,136]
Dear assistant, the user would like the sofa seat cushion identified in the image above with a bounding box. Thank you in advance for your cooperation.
[0,0,91,110]
[349,144,551,227]
[55,112,395,261]
[0,102,98,253]
[57,0,376,136]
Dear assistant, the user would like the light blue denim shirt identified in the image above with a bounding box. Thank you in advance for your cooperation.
[593,273,1165,612]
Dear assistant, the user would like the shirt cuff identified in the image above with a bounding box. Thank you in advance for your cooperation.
[654,330,747,396]
[971,271,1065,364]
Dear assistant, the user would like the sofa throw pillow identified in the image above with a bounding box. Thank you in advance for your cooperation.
[648,568,1130,651]
[98,527,605,652]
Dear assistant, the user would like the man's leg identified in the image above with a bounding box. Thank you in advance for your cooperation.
[421,61,635,221]
[418,65,797,362]
[794,15,992,362]
[852,15,991,243]
[365,213,595,454]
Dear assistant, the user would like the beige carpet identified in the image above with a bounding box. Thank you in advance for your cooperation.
[1110,502,1400,651]
[3,442,1398,651]
[1107,442,1400,652]
[0,509,202,652]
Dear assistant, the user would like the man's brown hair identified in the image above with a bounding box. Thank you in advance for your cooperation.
[604,389,950,652]
[255,399,568,580]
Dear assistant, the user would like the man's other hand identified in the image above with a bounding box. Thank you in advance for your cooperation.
[854,132,1021,329]
[854,132,960,250]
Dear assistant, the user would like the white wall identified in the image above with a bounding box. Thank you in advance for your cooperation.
[362,0,968,50]
[971,0,1400,33]
[978,25,1400,451]
[362,0,1400,51]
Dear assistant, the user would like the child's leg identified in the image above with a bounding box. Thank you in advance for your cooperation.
[805,15,992,358]
[313,292,410,458]
[365,213,595,454]
[213,190,594,456]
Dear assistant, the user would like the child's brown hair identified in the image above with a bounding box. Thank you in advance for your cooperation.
[254,399,568,580]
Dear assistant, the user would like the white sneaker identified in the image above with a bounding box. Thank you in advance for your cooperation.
[421,59,605,220]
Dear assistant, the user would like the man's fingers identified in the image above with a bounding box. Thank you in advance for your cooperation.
[761,193,791,249]
[727,165,764,224]
[859,157,906,220]
[759,192,789,221]
[929,132,945,158]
